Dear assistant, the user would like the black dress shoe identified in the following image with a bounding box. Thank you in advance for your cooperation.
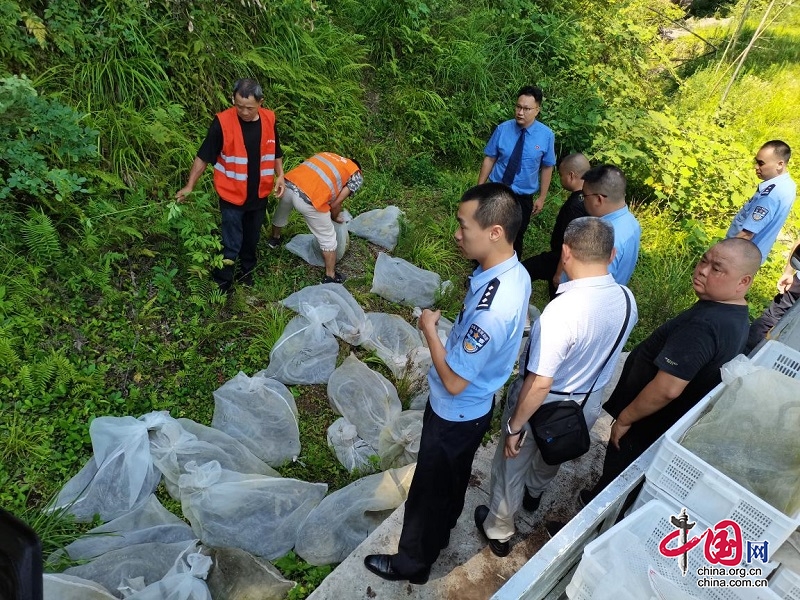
[473,505,510,557]
[363,554,429,585]
[578,488,595,508]
[544,520,566,538]
[522,489,541,512]
[440,529,450,550]
[236,273,254,286]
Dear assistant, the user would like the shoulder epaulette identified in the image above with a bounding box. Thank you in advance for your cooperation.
[760,184,776,197]
[476,278,500,310]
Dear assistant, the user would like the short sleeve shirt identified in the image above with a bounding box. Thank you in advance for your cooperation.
[428,255,531,421]
[602,205,641,285]
[726,172,796,264]
[526,275,638,422]
[484,119,556,196]
[603,300,749,445]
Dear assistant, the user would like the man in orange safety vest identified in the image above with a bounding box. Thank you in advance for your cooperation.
[269,152,362,284]
[176,78,285,292]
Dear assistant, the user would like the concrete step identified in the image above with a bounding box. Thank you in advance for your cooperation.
[308,354,627,600]
[308,414,614,600]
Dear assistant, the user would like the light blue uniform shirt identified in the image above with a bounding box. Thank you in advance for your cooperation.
[484,119,556,196]
[429,255,531,421]
[726,172,797,264]
[602,205,641,285]
[560,205,641,286]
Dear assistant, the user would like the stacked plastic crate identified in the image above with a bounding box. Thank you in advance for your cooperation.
[567,341,800,600]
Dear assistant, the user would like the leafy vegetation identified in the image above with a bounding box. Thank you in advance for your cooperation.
[1,0,799,596]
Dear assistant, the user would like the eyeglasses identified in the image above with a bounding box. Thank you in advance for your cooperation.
[514,104,538,113]
[580,192,607,202]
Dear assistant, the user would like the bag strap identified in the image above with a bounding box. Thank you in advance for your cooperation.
[522,287,632,409]
[577,288,632,408]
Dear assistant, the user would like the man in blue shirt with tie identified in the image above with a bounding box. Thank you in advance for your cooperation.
[478,85,557,258]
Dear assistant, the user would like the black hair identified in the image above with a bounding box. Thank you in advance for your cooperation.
[460,183,521,244]
[761,140,791,163]
[564,217,615,263]
[232,78,264,101]
[517,85,543,105]
[581,164,626,204]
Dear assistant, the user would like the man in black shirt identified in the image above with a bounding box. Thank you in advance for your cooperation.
[521,152,590,299]
[580,237,762,504]
[176,78,285,291]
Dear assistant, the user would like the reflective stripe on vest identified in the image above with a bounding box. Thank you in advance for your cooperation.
[285,152,359,212]
[212,106,276,205]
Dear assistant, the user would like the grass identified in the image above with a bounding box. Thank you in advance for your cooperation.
[669,3,800,152]
[624,207,698,348]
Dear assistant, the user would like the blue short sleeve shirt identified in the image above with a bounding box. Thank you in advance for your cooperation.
[484,119,556,195]
[563,205,642,286]
[726,172,797,264]
[602,206,641,285]
[428,256,531,421]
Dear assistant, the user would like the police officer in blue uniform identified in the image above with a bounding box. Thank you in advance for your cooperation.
[364,183,532,584]
[726,140,796,265]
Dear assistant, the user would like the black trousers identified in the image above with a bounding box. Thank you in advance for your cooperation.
[745,276,800,353]
[512,191,534,260]
[521,250,559,299]
[213,202,267,289]
[587,425,650,500]
[392,400,493,575]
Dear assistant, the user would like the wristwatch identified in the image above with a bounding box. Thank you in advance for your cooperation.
[506,419,523,436]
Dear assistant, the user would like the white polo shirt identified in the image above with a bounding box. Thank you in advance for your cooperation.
[525,274,638,422]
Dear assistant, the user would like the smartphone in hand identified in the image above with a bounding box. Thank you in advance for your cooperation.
[515,429,527,451]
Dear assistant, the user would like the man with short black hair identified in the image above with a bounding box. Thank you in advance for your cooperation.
[478,86,556,258]
[364,182,531,584]
[475,217,637,557]
[522,152,590,298]
[176,78,285,291]
[726,140,795,265]
[580,164,641,285]
[581,237,762,505]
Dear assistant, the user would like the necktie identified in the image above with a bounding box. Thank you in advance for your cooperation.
[501,128,526,187]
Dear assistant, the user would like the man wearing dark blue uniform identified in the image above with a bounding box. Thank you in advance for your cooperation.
[364,183,531,584]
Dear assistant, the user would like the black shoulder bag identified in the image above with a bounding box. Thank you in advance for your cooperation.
[528,289,632,466]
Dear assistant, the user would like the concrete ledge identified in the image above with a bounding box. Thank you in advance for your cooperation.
[308,416,614,600]
[309,356,627,600]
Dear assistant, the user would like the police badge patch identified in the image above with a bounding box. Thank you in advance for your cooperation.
[753,205,769,221]
[463,323,490,353]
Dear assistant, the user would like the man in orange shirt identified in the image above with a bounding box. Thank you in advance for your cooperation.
[176,78,285,292]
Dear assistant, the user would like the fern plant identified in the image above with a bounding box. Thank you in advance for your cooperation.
[21,208,62,265]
